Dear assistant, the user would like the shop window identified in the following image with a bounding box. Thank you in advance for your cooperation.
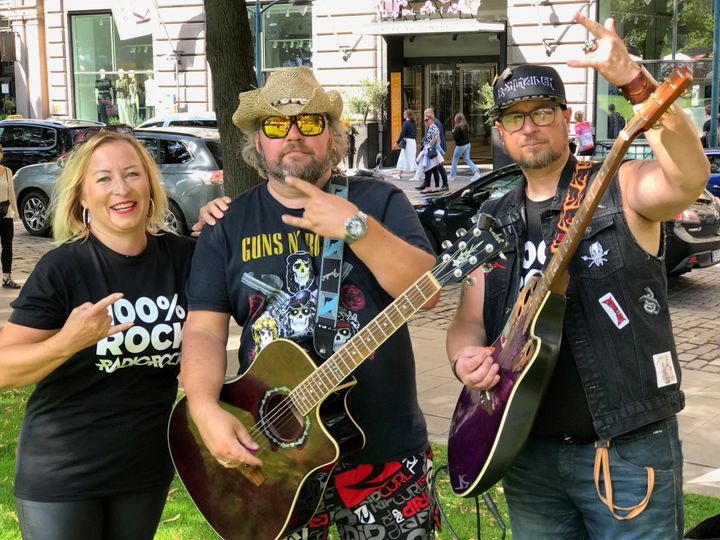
[249,3,312,79]
[70,13,153,126]
[597,0,714,140]
[0,125,56,148]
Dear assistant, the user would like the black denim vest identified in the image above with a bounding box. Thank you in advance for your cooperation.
[481,157,684,439]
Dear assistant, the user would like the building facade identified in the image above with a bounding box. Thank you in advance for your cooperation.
[1,0,713,163]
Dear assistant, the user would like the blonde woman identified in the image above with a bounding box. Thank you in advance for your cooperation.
[0,131,195,540]
[0,144,21,288]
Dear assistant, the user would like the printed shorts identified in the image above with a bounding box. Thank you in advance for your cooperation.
[284,446,438,540]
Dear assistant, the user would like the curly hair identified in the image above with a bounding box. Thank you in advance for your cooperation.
[51,131,170,243]
[241,115,348,179]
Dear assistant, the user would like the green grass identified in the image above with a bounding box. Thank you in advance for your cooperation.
[2,387,720,539]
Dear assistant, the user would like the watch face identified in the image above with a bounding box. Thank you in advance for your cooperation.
[347,217,365,238]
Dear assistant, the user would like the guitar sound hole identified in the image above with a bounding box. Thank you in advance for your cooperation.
[261,391,304,443]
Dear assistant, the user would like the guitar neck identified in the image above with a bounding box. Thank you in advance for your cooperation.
[290,272,441,416]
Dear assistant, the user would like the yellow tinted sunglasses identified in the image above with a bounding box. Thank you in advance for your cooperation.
[261,114,326,138]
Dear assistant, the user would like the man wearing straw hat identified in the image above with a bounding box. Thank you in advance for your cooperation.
[181,66,438,539]
[446,13,708,540]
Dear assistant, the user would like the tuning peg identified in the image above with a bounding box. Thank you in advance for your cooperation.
[465,275,477,286]
[498,252,507,260]
[453,268,463,278]
[455,228,467,237]
[442,254,451,262]
[468,256,478,265]
[441,240,453,250]
[470,214,480,224]
[458,241,467,251]
[473,227,481,236]
[484,244,495,253]
[481,263,493,273]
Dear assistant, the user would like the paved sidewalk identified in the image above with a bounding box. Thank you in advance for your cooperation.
[3,217,720,498]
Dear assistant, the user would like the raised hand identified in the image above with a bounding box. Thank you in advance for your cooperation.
[567,13,641,87]
[57,292,134,353]
[280,176,361,240]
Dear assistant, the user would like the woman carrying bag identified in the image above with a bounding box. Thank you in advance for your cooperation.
[413,115,445,193]
[0,144,21,289]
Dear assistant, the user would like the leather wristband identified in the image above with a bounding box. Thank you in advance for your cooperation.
[618,66,658,105]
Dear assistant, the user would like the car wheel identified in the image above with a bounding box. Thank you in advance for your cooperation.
[20,190,52,237]
[165,201,188,235]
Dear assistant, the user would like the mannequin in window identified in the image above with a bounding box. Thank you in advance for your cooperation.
[143,73,157,120]
[94,69,113,124]
[115,69,130,123]
[127,70,139,126]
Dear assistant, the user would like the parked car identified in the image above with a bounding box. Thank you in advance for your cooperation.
[706,147,720,197]
[0,118,106,172]
[13,126,224,236]
[137,112,217,129]
[413,164,720,276]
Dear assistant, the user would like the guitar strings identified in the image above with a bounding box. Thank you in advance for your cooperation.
[240,276,442,454]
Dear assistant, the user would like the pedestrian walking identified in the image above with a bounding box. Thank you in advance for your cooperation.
[0,144,20,289]
[607,103,625,139]
[450,113,481,181]
[394,109,417,179]
[425,107,450,189]
[574,110,595,156]
[413,113,445,193]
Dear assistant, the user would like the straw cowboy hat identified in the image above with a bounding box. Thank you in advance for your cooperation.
[232,67,344,133]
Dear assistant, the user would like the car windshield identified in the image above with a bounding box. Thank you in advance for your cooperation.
[205,140,223,170]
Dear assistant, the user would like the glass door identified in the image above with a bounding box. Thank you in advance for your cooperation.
[458,64,495,162]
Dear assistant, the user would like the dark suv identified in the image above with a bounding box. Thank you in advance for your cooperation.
[0,119,105,172]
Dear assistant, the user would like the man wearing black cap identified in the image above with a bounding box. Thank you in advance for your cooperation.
[446,13,708,539]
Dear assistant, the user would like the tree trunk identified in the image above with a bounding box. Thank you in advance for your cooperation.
[204,0,258,197]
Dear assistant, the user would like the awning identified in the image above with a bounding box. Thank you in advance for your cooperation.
[0,32,16,62]
[353,18,504,37]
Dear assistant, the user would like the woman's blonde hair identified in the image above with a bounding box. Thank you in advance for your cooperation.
[51,131,169,242]
[240,114,349,179]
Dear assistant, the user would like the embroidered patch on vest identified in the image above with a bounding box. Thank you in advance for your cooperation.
[639,286,661,315]
[598,292,629,329]
[581,241,609,267]
[653,351,677,388]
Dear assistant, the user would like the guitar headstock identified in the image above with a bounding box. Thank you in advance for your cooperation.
[623,66,693,139]
[432,214,508,286]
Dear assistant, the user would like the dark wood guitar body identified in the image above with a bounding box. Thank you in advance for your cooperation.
[168,339,363,540]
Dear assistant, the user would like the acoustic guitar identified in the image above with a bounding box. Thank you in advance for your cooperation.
[168,214,507,539]
[447,67,693,498]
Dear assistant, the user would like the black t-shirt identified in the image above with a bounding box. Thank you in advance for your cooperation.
[186,175,432,464]
[521,199,596,439]
[10,233,195,501]
[452,126,470,146]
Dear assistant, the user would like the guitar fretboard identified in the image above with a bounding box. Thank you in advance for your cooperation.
[290,273,441,416]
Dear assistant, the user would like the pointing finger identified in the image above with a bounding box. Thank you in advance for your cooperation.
[285,176,322,195]
[108,321,134,337]
[573,12,605,38]
[90,292,124,313]
[281,214,311,230]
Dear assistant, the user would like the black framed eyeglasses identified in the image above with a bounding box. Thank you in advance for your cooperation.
[261,114,326,138]
[500,107,560,132]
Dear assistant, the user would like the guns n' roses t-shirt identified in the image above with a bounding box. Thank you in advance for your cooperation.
[10,233,194,501]
[187,175,432,464]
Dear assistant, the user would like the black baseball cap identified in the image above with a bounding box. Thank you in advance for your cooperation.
[490,65,567,119]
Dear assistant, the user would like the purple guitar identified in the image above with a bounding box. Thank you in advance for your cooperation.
[448,67,693,498]
[168,215,507,540]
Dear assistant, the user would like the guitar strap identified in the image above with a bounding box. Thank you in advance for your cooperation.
[549,160,656,519]
[313,175,349,360]
[549,159,595,253]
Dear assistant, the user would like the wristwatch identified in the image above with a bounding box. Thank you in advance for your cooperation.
[344,211,368,244]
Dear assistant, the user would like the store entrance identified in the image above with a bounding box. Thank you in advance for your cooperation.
[403,62,496,164]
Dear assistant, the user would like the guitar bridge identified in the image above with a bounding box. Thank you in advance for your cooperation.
[240,464,265,487]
